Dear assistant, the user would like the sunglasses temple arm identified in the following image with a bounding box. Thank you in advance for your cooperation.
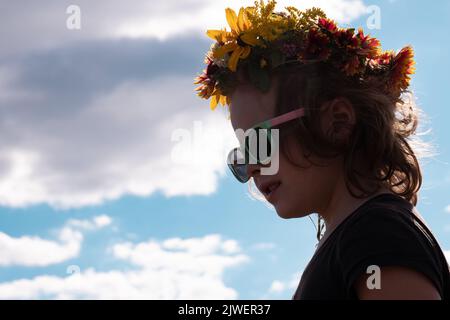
[267,108,305,127]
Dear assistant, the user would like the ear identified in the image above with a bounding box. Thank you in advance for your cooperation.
[319,97,356,145]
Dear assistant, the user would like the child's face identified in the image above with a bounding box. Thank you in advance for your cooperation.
[229,77,341,219]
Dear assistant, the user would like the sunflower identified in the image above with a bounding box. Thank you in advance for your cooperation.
[206,7,263,72]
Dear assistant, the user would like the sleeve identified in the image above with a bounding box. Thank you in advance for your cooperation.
[336,208,444,297]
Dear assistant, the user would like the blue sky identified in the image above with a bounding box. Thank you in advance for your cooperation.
[0,0,449,299]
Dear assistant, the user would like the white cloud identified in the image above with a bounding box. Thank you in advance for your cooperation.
[0,228,82,267]
[93,215,112,228]
[0,75,238,209]
[265,271,303,298]
[268,280,286,294]
[0,234,249,299]
[113,234,248,278]
[0,0,368,56]
[0,215,111,267]
[161,234,241,255]
[0,0,370,209]
[222,239,241,254]
[445,205,450,213]
[66,214,112,230]
[116,0,368,39]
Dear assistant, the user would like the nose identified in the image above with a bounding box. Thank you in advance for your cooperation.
[246,163,261,180]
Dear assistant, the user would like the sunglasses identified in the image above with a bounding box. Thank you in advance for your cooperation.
[227,108,306,183]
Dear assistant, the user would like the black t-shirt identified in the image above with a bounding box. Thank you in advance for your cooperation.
[292,193,450,300]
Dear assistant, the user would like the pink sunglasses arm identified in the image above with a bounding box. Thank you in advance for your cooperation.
[267,108,305,127]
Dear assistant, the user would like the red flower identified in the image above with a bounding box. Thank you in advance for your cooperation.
[334,28,356,48]
[342,56,362,76]
[301,28,331,60]
[318,18,338,33]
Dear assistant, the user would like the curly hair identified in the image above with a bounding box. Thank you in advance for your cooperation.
[235,61,426,207]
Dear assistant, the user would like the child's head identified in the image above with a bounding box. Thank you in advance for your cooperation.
[194,1,422,219]
[229,62,421,218]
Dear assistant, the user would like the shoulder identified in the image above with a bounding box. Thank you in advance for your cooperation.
[337,194,429,248]
[335,194,446,298]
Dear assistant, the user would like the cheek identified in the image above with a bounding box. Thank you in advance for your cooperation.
[275,148,333,216]
[270,153,314,217]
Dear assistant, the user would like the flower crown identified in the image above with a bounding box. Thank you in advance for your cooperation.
[193,0,415,111]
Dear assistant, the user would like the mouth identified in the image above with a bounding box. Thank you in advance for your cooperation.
[259,181,281,202]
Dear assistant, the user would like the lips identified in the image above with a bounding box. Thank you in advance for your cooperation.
[257,180,281,201]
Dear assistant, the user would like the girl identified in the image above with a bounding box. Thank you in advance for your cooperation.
[194,1,450,300]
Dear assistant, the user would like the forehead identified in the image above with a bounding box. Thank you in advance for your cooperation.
[229,79,279,131]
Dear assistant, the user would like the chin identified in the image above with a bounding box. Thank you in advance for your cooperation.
[274,205,297,219]
[274,203,310,219]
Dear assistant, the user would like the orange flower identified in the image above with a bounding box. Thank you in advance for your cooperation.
[194,58,219,108]
[390,46,415,94]
[356,28,381,59]
[194,74,214,99]
[376,50,395,65]
[194,73,228,110]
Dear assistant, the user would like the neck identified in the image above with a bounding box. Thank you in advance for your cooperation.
[318,174,392,238]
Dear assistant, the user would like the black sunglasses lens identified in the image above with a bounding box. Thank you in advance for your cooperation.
[227,148,249,183]
[230,163,249,182]
[245,128,272,164]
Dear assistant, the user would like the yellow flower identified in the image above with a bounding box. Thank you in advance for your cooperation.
[210,89,229,111]
[206,7,263,72]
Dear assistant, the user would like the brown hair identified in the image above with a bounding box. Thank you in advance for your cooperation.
[235,62,423,206]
